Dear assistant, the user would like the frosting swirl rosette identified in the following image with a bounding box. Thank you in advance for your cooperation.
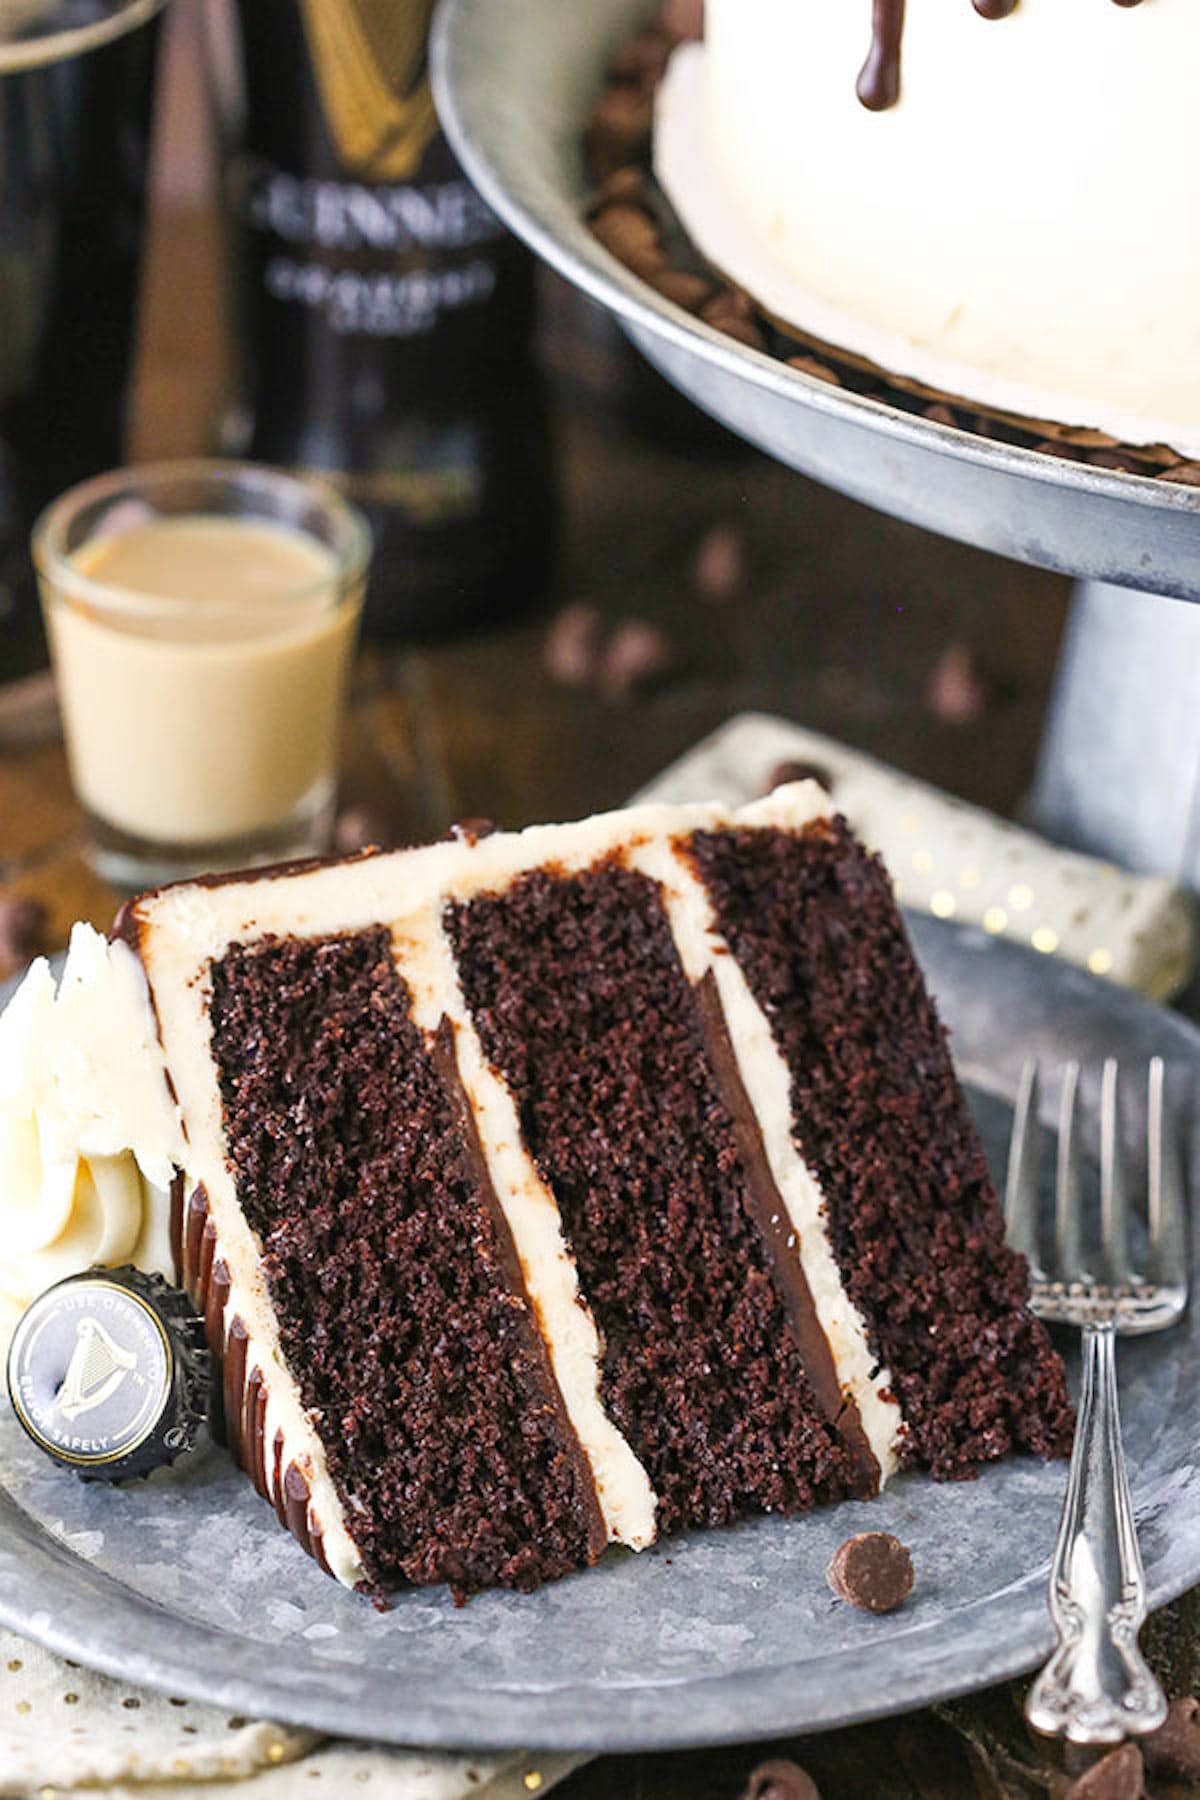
[0,923,184,1347]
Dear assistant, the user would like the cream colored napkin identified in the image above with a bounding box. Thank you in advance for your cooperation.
[639,713,1197,1001]
[0,1628,581,1799]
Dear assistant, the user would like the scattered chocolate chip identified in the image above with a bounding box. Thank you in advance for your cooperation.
[925,641,988,725]
[826,1531,913,1614]
[650,267,714,312]
[787,355,843,388]
[661,0,704,42]
[1141,1695,1200,1781]
[0,894,47,968]
[590,201,667,279]
[447,819,497,847]
[608,26,675,91]
[763,759,834,797]
[586,165,646,216]
[543,602,604,688]
[1063,1742,1145,1800]
[333,805,391,855]
[599,618,676,701]
[692,522,745,601]
[739,1758,821,1800]
[699,289,766,351]
[922,402,959,428]
[1160,461,1200,487]
[585,86,653,179]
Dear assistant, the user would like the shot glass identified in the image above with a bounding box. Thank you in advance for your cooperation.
[33,460,370,888]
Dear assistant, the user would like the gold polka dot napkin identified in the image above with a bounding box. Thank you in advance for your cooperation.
[638,713,1196,1002]
[0,1629,581,1798]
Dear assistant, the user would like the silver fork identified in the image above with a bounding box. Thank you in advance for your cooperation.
[1005,1057,1188,1744]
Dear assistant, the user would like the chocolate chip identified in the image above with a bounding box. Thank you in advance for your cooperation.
[763,759,834,797]
[543,602,603,688]
[661,0,704,42]
[585,87,653,178]
[826,1532,913,1614]
[739,1759,821,1800]
[922,402,959,428]
[586,166,646,216]
[608,27,674,91]
[699,289,766,351]
[590,202,667,279]
[787,355,843,388]
[691,522,745,601]
[1141,1695,1200,1781]
[1160,461,1200,487]
[333,805,391,855]
[0,894,47,967]
[1063,1743,1145,1800]
[925,641,988,725]
[599,619,676,701]
[650,267,714,312]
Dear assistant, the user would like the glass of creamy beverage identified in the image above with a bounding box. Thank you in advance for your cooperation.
[33,461,370,887]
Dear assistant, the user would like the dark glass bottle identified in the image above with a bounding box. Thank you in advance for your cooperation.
[0,3,163,678]
[226,0,555,638]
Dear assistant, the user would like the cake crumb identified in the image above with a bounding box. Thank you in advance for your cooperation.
[826,1531,913,1614]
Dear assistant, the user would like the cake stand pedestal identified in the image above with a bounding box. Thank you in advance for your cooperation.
[1030,582,1200,885]
[431,0,1200,886]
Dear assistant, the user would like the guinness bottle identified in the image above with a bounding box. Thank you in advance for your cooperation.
[224,0,555,638]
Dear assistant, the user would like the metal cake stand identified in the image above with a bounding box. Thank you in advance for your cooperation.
[431,0,1200,887]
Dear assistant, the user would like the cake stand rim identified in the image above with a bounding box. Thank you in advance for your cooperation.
[429,0,1200,586]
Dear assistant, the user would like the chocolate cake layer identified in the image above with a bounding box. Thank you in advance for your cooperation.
[446,858,859,1533]
[208,926,600,1595]
[686,819,1074,1479]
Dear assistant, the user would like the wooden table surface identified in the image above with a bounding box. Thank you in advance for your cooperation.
[4,208,1196,1798]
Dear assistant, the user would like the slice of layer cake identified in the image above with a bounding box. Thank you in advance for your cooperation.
[97,783,1070,1597]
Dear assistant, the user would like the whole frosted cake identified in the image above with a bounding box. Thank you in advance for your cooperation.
[655,0,1200,456]
[1,789,1071,1598]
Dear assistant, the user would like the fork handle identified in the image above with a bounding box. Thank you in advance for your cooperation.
[1026,1320,1166,1743]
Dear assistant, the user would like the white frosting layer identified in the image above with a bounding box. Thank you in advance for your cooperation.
[393,905,658,1551]
[656,2,1200,456]
[0,924,183,1342]
[629,836,903,1479]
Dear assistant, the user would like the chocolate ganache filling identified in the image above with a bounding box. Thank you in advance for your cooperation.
[858,0,1143,113]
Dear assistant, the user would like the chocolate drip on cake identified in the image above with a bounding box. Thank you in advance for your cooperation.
[859,0,1140,112]
[446,858,860,1534]
[686,819,1074,1478]
[208,927,600,1598]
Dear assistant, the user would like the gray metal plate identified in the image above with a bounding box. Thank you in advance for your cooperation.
[0,925,1198,1750]
[430,0,1200,602]
[1,716,1198,1750]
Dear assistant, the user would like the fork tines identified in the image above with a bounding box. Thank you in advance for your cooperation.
[1004,1058,1188,1332]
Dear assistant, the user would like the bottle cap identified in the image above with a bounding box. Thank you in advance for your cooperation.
[6,1266,210,1482]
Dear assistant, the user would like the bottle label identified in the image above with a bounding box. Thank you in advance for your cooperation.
[299,0,440,183]
[240,162,503,339]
